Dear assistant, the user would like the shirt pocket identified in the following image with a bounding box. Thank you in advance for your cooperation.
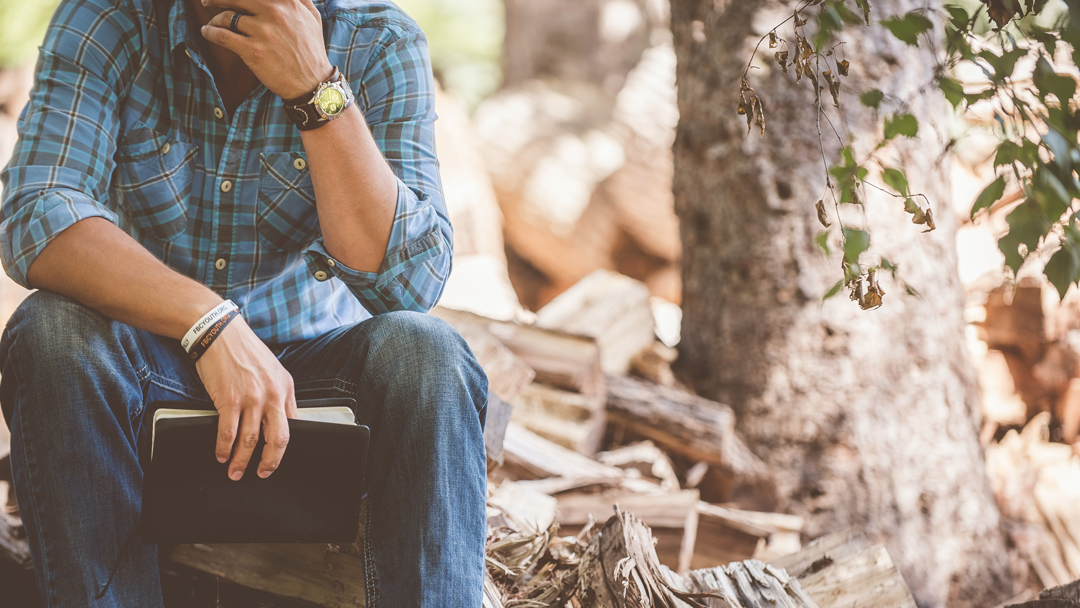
[256,151,320,251]
[113,123,197,242]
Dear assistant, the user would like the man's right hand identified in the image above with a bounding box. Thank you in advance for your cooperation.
[195,317,298,480]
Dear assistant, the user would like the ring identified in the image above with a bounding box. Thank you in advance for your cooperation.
[229,11,243,35]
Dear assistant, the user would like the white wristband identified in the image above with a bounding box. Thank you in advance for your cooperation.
[181,300,239,353]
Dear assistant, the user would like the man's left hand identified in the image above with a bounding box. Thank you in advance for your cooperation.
[201,0,334,100]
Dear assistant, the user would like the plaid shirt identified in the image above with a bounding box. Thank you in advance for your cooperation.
[0,0,452,343]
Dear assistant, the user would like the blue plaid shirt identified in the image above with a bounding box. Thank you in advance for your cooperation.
[0,0,452,343]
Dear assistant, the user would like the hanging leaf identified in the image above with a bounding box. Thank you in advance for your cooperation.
[970,175,1006,219]
[1045,225,1080,299]
[769,31,778,48]
[937,75,965,108]
[855,0,872,25]
[884,113,919,140]
[860,89,885,109]
[838,59,850,76]
[881,12,934,46]
[983,0,1018,28]
[815,230,831,253]
[775,50,790,72]
[998,201,1051,274]
[823,279,845,300]
[816,199,832,227]
[842,228,870,265]
[881,167,910,196]
[823,70,841,107]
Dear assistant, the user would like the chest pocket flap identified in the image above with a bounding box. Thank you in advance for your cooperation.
[257,151,320,251]
[113,123,197,242]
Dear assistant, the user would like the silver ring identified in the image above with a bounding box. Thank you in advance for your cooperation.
[229,11,243,35]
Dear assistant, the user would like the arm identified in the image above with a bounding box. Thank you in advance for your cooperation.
[202,0,453,314]
[1,0,295,481]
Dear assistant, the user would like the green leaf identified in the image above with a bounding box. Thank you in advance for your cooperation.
[1034,56,1077,105]
[880,12,934,46]
[860,89,885,109]
[971,175,1006,219]
[881,167,909,196]
[1032,166,1071,219]
[815,230,831,255]
[979,48,1028,83]
[1031,29,1058,58]
[1044,227,1080,299]
[944,5,970,29]
[842,228,871,266]
[1042,129,1074,172]
[855,0,871,25]
[937,75,965,108]
[998,201,1051,274]
[823,279,845,300]
[884,113,919,140]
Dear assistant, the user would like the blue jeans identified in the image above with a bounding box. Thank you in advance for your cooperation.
[0,291,488,607]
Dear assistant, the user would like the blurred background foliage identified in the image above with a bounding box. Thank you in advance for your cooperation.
[0,0,61,68]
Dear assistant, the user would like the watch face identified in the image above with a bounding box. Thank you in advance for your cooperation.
[317,86,346,117]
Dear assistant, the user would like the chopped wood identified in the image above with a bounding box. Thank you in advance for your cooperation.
[596,441,680,492]
[605,375,774,502]
[630,341,680,388]
[681,560,819,608]
[488,482,558,533]
[432,307,605,398]
[535,270,656,375]
[1056,378,1080,444]
[693,502,804,571]
[554,490,700,574]
[499,422,626,482]
[768,529,917,608]
[983,281,1048,352]
[486,395,515,469]
[451,319,536,404]
[0,479,30,568]
[511,383,605,455]
[1041,580,1080,602]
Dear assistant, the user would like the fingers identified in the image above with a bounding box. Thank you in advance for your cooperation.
[201,21,249,52]
[201,0,258,13]
[215,406,240,464]
[258,407,290,478]
[228,407,263,480]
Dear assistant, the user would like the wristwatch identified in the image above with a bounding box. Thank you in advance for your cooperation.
[282,66,354,131]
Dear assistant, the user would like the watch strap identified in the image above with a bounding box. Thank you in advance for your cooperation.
[283,66,353,131]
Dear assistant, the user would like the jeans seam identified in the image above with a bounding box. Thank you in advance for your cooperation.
[363,499,379,608]
[146,369,205,400]
[294,377,358,395]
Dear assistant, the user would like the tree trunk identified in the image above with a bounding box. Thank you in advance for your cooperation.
[670,1,1014,606]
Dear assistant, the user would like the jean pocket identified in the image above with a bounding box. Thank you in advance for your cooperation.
[257,151,320,251]
[113,123,197,242]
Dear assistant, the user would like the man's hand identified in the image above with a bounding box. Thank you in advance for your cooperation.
[196,318,299,480]
[200,0,333,100]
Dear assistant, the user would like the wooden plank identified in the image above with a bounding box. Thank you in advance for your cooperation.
[770,528,871,576]
[451,321,535,404]
[432,307,605,397]
[169,542,366,607]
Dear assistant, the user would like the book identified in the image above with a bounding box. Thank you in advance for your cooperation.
[139,398,369,544]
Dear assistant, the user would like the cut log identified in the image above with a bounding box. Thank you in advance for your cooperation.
[510,383,606,455]
[555,490,699,574]
[498,422,625,482]
[1041,580,1080,602]
[535,270,655,374]
[630,341,680,388]
[769,529,917,608]
[596,441,680,491]
[432,307,605,398]
[681,560,819,608]
[604,375,774,505]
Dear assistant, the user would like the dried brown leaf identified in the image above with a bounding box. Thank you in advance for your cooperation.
[775,50,790,73]
[983,0,1017,28]
[838,59,850,76]
[769,32,778,48]
[816,199,831,227]
[823,69,841,107]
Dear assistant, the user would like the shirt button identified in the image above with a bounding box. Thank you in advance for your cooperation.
[220,180,233,193]
[215,258,227,271]
[327,258,336,267]
[213,107,224,119]
[314,270,329,281]
[293,158,307,171]
[161,142,171,155]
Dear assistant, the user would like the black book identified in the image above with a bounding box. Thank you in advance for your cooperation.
[139,398,369,544]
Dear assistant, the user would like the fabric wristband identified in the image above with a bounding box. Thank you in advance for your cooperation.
[181,300,238,352]
[187,310,240,362]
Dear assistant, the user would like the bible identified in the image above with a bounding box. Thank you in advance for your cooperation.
[139,398,369,544]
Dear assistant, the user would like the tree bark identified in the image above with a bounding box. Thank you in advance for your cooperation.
[670,1,1014,606]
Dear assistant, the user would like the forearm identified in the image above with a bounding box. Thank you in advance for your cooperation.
[26,217,224,340]
[301,104,399,273]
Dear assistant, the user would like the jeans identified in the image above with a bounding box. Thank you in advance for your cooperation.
[0,291,488,607]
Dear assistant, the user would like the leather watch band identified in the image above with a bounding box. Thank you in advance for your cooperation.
[282,66,354,131]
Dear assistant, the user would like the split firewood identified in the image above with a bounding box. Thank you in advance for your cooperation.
[555,490,700,574]
[511,383,606,455]
[596,441,681,491]
[433,307,605,398]
[680,560,819,608]
[604,375,774,505]
[770,529,917,608]
[694,503,803,570]
[535,270,656,375]
[630,341,680,388]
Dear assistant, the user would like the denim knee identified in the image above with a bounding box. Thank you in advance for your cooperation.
[361,311,488,424]
[3,290,132,370]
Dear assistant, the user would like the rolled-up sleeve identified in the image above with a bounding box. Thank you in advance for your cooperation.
[302,26,452,315]
[0,0,136,288]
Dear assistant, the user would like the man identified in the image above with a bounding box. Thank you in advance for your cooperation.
[0,0,488,605]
